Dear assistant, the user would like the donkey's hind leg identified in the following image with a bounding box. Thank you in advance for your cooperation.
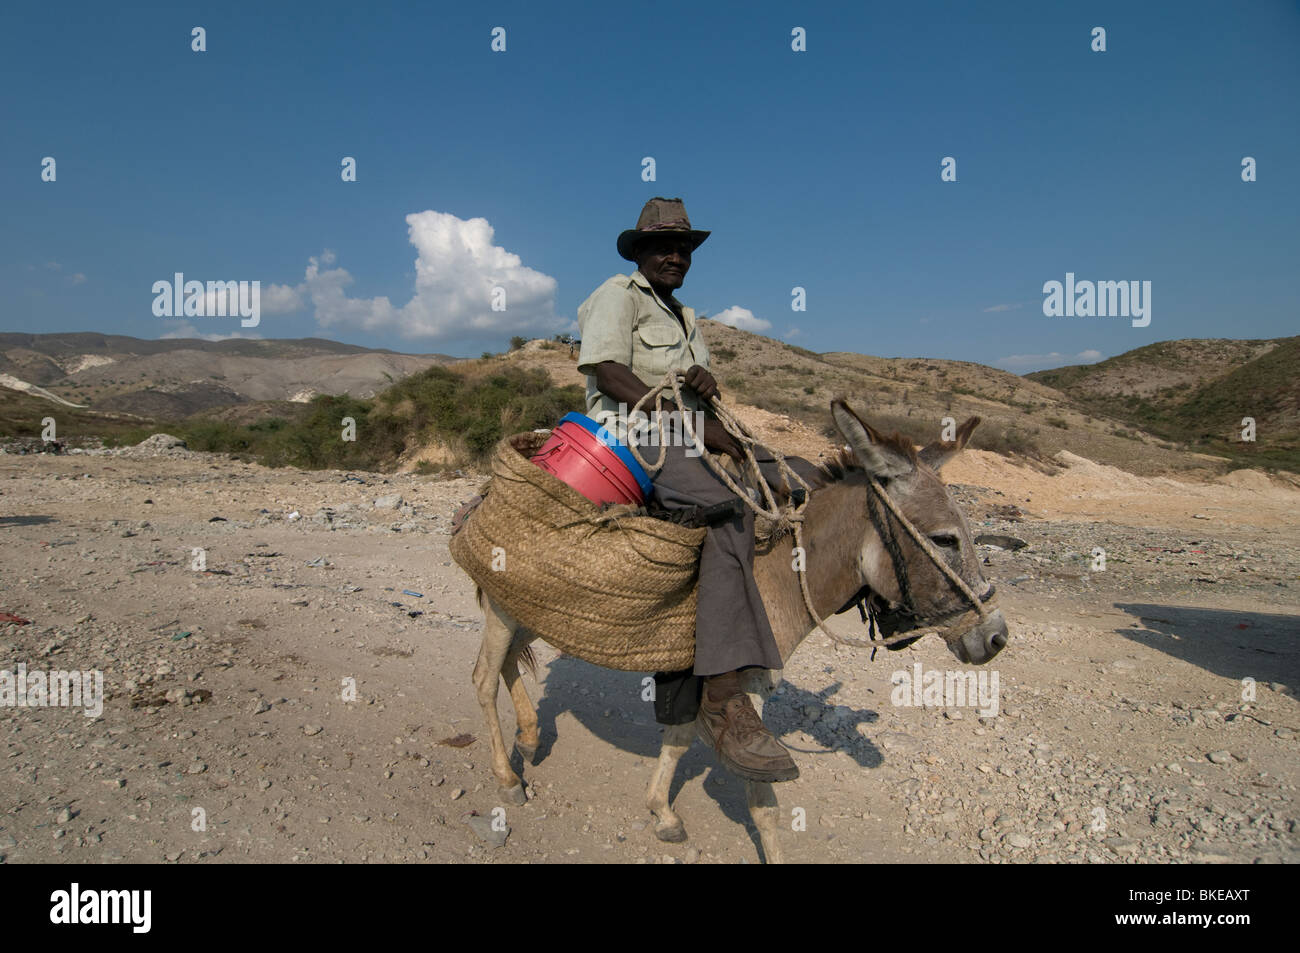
[741,668,785,864]
[646,722,695,843]
[472,592,526,805]
[502,632,540,763]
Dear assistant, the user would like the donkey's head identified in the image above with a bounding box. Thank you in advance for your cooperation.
[829,399,1008,665]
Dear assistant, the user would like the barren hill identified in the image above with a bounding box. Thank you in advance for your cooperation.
[1029,337,1299,469]
[0,333,456,418]
[4,327,1294,480]
[487,323,1259,479]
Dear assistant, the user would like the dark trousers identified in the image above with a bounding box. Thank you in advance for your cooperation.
[646,433,820,724]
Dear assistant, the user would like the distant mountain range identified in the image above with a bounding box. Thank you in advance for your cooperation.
[0,333,454,418]
[487,322,1296,475]
[1027,337,1298,470]
[1,330,1294,474]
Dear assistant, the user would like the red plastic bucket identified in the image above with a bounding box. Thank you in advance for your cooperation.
[531,414,652,506]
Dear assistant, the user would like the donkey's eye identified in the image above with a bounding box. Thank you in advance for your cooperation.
[929,534,959,548]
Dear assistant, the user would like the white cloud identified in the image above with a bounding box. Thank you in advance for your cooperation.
[711,306,772,332]
[784,327,802,339]
[262,282,306,314]
[158,321,262,342]
[279,212,565,341]
[982,302,1023,313]
[994,349,1105,371]
[68,272,86,285]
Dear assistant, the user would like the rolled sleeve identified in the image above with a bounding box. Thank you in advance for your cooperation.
[577,278,635,375]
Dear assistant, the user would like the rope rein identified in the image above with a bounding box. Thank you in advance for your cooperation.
[620,372,993,654]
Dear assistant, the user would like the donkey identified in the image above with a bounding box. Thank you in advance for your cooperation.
[468,399,1009,862]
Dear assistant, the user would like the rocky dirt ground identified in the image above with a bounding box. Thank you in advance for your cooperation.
[0,437,1296,865]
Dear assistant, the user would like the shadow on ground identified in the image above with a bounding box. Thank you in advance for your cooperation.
[1114,602,1300,688]
[516,656,887,857]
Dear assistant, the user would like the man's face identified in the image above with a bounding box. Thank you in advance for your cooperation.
[636,236,693,292]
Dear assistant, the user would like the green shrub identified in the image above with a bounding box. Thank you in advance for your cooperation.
[378,364,584,463]
[142,365,583,472]
[971,425,1042,459]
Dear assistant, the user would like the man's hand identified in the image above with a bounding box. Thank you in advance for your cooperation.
[702,418,743,462]
[683,365,719,402]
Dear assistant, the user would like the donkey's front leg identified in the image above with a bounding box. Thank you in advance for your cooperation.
[472,595,526,805]
[744,780,785,864]
[646,722,695,843]
[741,668,786,864]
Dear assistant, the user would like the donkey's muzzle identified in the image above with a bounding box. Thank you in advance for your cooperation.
[956,608,1008,665]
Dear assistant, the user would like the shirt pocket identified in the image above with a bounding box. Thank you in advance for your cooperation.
[687,327,710,370]
[634,323,683,379]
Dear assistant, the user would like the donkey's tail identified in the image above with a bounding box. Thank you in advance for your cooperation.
[516,644,538,681]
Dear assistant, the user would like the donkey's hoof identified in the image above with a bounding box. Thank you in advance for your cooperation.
[514,739,538,763]
[500,783,527,806]
[654,819,688,843]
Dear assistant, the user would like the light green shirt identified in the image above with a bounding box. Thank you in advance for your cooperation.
[576,270,712,443]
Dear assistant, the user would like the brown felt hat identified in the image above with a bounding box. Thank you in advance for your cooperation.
[617,197,711,262]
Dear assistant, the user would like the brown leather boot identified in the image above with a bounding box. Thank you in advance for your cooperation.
[696,671,799,782]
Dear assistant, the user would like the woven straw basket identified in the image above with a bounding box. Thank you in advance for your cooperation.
[449,431,706,671]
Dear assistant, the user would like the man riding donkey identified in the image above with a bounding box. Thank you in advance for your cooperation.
[577,197,822,784]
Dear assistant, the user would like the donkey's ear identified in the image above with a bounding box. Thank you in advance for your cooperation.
[831,399,914,480]
[919,416,981,471]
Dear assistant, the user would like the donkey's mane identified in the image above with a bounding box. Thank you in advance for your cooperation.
[806,429,919,490]
[809,446,859,487]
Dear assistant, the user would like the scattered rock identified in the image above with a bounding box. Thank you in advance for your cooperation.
[974,534,1028,551]
[136,433,186,451]
[465,814,509,848]
[1107,837,1139,856]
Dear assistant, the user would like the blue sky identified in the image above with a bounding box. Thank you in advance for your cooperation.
[3,0,1297,372]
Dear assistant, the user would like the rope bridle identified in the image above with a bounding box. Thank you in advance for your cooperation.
[623,372,996,658]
